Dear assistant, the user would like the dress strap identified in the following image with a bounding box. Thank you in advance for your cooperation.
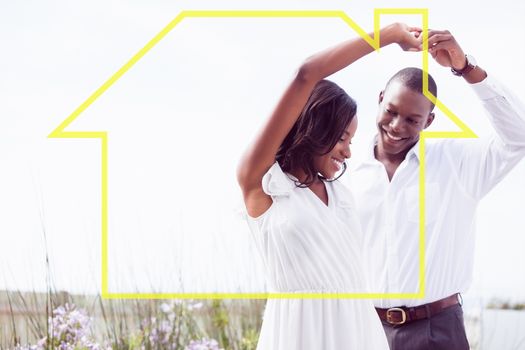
[330,180,357,209]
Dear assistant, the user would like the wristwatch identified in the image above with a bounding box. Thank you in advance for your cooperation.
[451,54,477,76]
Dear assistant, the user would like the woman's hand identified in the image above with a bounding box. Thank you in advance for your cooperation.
[381,22,423,52]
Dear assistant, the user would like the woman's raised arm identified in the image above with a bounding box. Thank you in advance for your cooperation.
[237,23,421,217]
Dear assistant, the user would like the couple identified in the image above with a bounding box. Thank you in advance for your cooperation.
[237,22,525,349]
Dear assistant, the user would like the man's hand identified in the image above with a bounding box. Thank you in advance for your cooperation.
[426,30,466,70]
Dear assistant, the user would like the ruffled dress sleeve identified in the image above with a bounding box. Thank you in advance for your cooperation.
[261,162,295,198]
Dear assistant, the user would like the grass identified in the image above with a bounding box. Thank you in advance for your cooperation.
[1,289,265,350]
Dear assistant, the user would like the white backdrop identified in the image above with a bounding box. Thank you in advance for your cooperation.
[1,0,524,301]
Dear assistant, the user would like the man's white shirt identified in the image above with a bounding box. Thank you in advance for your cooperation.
[346,74,525,308]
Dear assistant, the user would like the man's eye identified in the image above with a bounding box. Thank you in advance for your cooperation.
[386,109,397,115]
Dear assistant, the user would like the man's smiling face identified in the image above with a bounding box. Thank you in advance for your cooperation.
[376,81,435,160]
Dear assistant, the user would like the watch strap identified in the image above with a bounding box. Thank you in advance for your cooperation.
[451,55,476,76]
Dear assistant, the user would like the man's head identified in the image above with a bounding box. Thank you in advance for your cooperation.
[376,67,437,161]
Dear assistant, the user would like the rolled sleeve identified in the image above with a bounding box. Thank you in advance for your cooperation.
[470,74,525,148]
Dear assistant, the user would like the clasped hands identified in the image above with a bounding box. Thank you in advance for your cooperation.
[392,23,467,70]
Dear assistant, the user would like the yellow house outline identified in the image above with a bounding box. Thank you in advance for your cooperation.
[48,9,477,300]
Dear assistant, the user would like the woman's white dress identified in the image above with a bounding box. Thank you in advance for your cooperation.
[247,162,388,350]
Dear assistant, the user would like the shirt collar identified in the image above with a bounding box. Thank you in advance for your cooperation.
[354,135,421,170]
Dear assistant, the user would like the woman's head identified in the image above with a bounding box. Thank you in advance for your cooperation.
[276,79,357,186]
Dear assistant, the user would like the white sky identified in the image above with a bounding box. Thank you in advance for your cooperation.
[1,0,524,303]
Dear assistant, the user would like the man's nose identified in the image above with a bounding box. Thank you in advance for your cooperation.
[389,116,402,132]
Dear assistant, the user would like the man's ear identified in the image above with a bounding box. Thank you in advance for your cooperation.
[378,91,384,104]
[425,112,435,129]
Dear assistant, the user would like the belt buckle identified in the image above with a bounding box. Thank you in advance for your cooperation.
[457,293,463,306]
[386,307,407,325]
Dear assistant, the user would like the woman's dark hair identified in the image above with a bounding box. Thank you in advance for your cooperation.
[276,79,357,187]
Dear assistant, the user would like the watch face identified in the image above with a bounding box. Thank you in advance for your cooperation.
[466,54,477,67]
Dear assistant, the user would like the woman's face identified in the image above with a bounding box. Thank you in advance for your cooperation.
[313,117,358,180]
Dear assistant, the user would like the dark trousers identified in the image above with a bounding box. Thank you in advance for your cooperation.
[381,304,470,350]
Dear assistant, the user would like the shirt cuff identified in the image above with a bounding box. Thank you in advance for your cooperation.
[469,73,505,101]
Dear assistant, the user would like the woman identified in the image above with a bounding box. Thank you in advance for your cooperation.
[237,23,421,349]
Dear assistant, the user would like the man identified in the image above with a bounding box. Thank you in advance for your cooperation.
[347,29,525,349]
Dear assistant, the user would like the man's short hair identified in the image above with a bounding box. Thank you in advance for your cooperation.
[385,67,437,111]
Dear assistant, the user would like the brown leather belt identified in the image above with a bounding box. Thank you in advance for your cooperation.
[376,294,462,326]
